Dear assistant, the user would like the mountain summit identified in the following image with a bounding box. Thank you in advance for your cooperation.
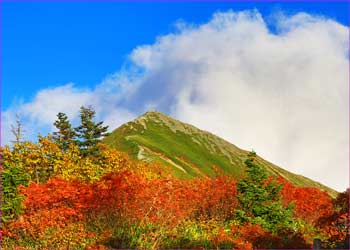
[104,111,336,196]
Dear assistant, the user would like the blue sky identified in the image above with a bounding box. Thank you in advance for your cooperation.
[1,2,349,191]
[2,2,349,110]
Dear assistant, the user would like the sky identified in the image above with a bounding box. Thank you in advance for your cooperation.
[1,2,349,191]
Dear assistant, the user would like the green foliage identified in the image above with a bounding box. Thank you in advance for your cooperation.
[1,160,30,222]
[53,112,76,151]
[235,154,295,234]
[75,106,109,157]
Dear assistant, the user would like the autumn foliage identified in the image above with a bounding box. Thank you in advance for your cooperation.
[1,136,348,249]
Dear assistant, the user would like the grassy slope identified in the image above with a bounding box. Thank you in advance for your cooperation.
[104,111,337,197]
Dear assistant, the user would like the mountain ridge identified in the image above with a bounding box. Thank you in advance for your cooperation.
[104,110,337,197]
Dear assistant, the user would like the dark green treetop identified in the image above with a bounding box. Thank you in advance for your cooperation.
[235,152,295,234]
[53,112,76,151]
[74,106,109,156]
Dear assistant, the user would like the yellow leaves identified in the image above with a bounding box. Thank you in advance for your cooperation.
[2,136,151,183]
[55,144,135,182]
[36,222,97,249]
[2,135,173,185]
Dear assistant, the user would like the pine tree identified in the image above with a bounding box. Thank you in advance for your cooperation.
[53,112,76,151]
[235,152,295,234]
[74,106,109,156]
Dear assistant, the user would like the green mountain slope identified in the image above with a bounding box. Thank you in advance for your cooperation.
[104,111,337,197]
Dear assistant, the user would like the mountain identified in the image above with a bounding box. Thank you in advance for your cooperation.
[104,111,337,197]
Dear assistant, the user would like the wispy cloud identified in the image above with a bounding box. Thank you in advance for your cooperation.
[2,10,348,191]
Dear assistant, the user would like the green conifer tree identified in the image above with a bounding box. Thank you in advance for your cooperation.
[74,106,109,156]
[53,112,76,151]
[235,152,295,234]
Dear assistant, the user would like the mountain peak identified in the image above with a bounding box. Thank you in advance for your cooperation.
[141,110,163,117]
[139,110,171,121]
[105,111,337,197]
[134,110,200,135]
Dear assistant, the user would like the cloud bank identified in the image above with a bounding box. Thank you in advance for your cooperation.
[2,10,348,191]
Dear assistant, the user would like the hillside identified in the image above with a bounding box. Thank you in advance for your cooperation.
[104,111,337,197]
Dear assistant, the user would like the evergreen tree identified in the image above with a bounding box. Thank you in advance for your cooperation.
[74,106,109,156]
[53,112,76,151]
[235,152,295,234]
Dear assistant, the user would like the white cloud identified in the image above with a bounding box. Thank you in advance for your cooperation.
[2,10,348,191]
[127,10,349,191]
[21,83,93,125]
[1,82,136,144]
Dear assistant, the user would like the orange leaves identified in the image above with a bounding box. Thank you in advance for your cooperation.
[5,178,91,243]
[279,177,334,224]
[230,223,270,249]
[2,163,338,249]
[5,171,240,247]
[21,178,92,213]
[316,189,349,247]
[192,176,238,220]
